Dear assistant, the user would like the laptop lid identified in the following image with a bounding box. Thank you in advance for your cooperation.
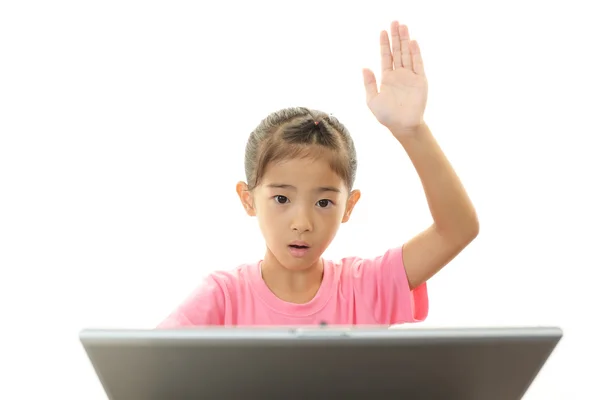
[80,326,562,400]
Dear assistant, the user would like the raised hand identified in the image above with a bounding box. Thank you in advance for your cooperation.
[363,21,428,137]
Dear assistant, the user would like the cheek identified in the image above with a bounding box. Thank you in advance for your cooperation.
[256,207,285,233]
[324,205,346,222]
[318,209,344,233]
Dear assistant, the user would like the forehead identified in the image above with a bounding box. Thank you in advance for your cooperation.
[261,157,344,188]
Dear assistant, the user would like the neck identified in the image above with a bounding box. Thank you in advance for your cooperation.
[261,249,324,304]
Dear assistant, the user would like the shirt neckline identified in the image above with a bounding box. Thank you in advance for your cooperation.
[248,258,335,317]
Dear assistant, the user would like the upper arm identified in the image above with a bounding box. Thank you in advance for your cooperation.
[403,224,478,290]
[156,276,226,328]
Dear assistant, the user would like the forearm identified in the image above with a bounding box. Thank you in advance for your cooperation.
[395,123,479,243]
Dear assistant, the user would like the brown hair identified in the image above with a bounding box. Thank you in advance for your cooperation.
[244,107,357,192]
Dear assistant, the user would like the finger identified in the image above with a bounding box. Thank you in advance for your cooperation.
[362,68,378,103]
[390,21,402,69]
[410,40,425,76]
[399,24,412,71]
[379,30,393,74]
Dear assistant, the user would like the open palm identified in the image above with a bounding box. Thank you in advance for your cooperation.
[363,21,428,136]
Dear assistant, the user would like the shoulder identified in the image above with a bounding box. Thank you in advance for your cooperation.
[326,246,429,323]
[323,246,407,295]
[198,261,263,305]
[207,262,258,290]
[157,261,259,328]
[331,246,406,278]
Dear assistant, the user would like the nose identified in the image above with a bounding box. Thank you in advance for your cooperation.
[290,206,313,233]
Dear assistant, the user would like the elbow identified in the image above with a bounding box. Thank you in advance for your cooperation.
[462,213,480,245]
[445,212,479,248]
[434,209,480,248]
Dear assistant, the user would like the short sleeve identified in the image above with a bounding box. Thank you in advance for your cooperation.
[352,245,429,325]
[156,275,226,328]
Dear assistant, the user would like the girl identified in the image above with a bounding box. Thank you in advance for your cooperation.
[158,21,478,328]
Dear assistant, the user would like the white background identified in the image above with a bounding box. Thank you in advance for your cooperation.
[1,0,598,399]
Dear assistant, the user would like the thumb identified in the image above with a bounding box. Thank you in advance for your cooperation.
[362,68,378,103]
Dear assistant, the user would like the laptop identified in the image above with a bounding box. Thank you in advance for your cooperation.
[79,325,562,400]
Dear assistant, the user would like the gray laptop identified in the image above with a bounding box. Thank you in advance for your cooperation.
[79,326,562,400]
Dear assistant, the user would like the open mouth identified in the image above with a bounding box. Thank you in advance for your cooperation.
[288,243,310,257]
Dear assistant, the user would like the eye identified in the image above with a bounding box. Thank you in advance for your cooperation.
[274,195,289,204]
[316,199,333,208]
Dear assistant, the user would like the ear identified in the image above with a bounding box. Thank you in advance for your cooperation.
[236,181,256,216]
[341,189,361,223]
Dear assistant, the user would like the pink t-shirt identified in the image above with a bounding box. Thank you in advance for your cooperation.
[158,246,428,327]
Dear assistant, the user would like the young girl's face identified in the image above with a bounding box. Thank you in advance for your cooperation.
[243,155,360,271]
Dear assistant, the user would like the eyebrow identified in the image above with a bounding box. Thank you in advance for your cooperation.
[266,183,341,193]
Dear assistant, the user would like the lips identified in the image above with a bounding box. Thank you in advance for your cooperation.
[288,241,310,257]
[288,241,309,249]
